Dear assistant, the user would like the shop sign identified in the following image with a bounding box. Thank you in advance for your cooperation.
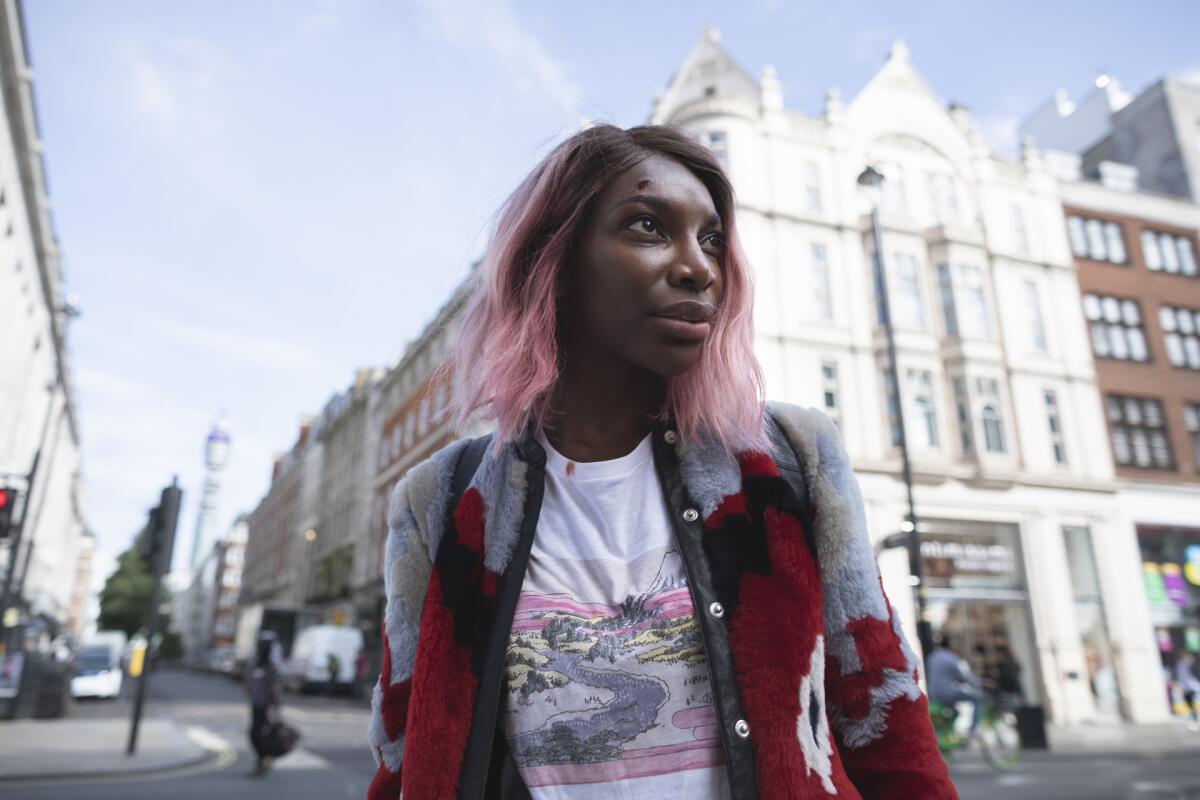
[1162,563,1190,607]
[1143,563,1168,606]
[921,538,1015,575]
[1186,545,1200,586]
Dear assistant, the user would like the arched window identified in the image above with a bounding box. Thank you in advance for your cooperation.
[982,404,1007,454]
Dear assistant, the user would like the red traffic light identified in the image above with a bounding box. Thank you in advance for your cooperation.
[0,488,9,509]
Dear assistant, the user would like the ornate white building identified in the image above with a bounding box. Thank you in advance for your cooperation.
[652,29,1165,724]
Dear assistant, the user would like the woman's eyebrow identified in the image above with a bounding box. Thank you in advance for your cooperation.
[616,194,723,229]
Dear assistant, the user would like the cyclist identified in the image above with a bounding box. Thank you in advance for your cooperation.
[929,637,983,737]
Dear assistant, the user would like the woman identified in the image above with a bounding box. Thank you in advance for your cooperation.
[367,124,956,799]
[248,632,282,776]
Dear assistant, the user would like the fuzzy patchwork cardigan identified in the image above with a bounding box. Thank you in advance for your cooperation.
[367,402,957,799]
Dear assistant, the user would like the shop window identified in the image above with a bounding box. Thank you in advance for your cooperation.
[1107,395,1174,470]
[1063,526,1121,720]
[1083,293,1149,362]
[1159,306,1200,370]
[1137,524,1200,718]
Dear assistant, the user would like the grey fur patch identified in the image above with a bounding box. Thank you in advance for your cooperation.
[830,667,922,749]
[368,682,406,771]
[383,592,422,684]
[483,457,529,573]
[676,430,741,519]
[421,439,470,560]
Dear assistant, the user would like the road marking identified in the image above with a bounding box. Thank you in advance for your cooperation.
[273,748,332,770]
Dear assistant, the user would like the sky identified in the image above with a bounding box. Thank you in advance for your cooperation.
[20,0,1200,594]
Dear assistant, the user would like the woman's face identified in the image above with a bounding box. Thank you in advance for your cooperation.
[563,153,726,378]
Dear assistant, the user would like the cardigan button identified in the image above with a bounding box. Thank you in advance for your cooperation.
[682,508,699,523]
[734,719,750,739]
[664,430,678,445]
[708,601,725,619]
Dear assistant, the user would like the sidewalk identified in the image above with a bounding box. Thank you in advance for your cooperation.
[1042,720,1200,758]
[0,718,229,782]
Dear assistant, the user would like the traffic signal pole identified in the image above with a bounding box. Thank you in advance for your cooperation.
[127,479,182,757]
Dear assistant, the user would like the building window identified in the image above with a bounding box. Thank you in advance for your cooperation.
[810,243,832,321]
[952,377,974,457]
[976,378,1007,454]
[1083,293,1149,362]
[821,360,840,428]
[1159,306,1200,370]
[1025,280,1047,352]
[938,264,989,339]
[907,368,939,449]
[701,130,728,168]
[1142,229,1198,276]
[1012,204,1030,254]
[1185,403,1200,471]
[803,161,822,211]
[937,264,957,336]
[926,172,958,224]
[888,252,924,329]
[1107,395,1173,469]
[881,162,907,214]
[1068,215,1126,264]
[1045,389,1067,465]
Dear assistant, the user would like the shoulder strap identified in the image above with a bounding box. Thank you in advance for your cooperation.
[450,433,492,511]
[765,409,818,560]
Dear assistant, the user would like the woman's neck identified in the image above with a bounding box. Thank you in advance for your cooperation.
[545,351,663,463]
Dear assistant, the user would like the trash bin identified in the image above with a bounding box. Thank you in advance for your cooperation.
[1014,705,1048,749]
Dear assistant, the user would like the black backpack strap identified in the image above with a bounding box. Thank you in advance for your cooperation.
[765,409,818,560]
[450,433,493,513]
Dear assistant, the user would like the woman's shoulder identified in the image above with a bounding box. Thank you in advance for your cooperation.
[385,434,481,544]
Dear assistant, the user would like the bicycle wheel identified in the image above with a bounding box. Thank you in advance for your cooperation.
[978,710,1021,770]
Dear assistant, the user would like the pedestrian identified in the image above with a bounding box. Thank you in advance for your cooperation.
[1175,652,1200,731]
[247,632,282,776]
[367,124,956,798]
[326,651,341,696]
[928,637,984,737]
[354,648,368,701]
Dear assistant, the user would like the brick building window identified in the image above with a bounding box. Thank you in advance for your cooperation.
[1158,306,1200,370]
[1106,395,1173,470]
[1067,215,1126,263]
[1083,293,1149,362]
[1141,229,1198,276]
[1185,403,1200,472]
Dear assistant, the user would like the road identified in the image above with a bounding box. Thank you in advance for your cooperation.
[5,668,1198,798]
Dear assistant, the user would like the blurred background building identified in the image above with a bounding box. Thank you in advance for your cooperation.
[0,0,91,648]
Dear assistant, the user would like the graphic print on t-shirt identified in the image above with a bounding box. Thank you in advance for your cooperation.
[503,544,722,788]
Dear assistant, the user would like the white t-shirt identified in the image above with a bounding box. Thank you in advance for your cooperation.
[501,432,732,800]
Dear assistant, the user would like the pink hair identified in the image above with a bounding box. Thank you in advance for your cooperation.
[447,124,768,454]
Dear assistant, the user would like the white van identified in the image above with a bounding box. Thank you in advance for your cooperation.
[71,646,123,699]
[283,625,362,693]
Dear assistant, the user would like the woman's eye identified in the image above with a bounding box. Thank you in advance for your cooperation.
[701,232,726,249]
[628,216,660,235]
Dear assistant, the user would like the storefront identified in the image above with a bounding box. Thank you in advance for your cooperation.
[1137,524,1200,715]
[919,519,1043,708]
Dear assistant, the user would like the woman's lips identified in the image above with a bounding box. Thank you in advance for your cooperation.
[651,314,712,341]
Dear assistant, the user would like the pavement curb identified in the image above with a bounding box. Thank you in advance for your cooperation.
[0,725,236,785]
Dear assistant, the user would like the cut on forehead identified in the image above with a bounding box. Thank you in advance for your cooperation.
[604,153,722,216]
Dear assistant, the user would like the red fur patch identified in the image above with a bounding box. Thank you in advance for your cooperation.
[826,613,911,720]
[453,487,485,555]
[368,760,403,800]
[378,627,413,741]
[705,491,747,531]
[481,569,499,599]
[401,570,480,798]
[834,695,959,799]
[737,450,779,478]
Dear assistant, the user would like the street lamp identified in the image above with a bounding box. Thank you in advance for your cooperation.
[857,164,933,669]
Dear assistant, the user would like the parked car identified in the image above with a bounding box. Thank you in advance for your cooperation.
[70,647,123,700]
[283,625,362,693]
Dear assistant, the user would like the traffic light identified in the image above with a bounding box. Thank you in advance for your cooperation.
[0,487,18,540]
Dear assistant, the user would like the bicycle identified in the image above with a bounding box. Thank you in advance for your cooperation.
[929,692,1022,770]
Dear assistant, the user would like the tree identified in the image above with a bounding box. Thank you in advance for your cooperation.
[97,547,172,637]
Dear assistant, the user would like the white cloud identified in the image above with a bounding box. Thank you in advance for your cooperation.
[415,0,582,114]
